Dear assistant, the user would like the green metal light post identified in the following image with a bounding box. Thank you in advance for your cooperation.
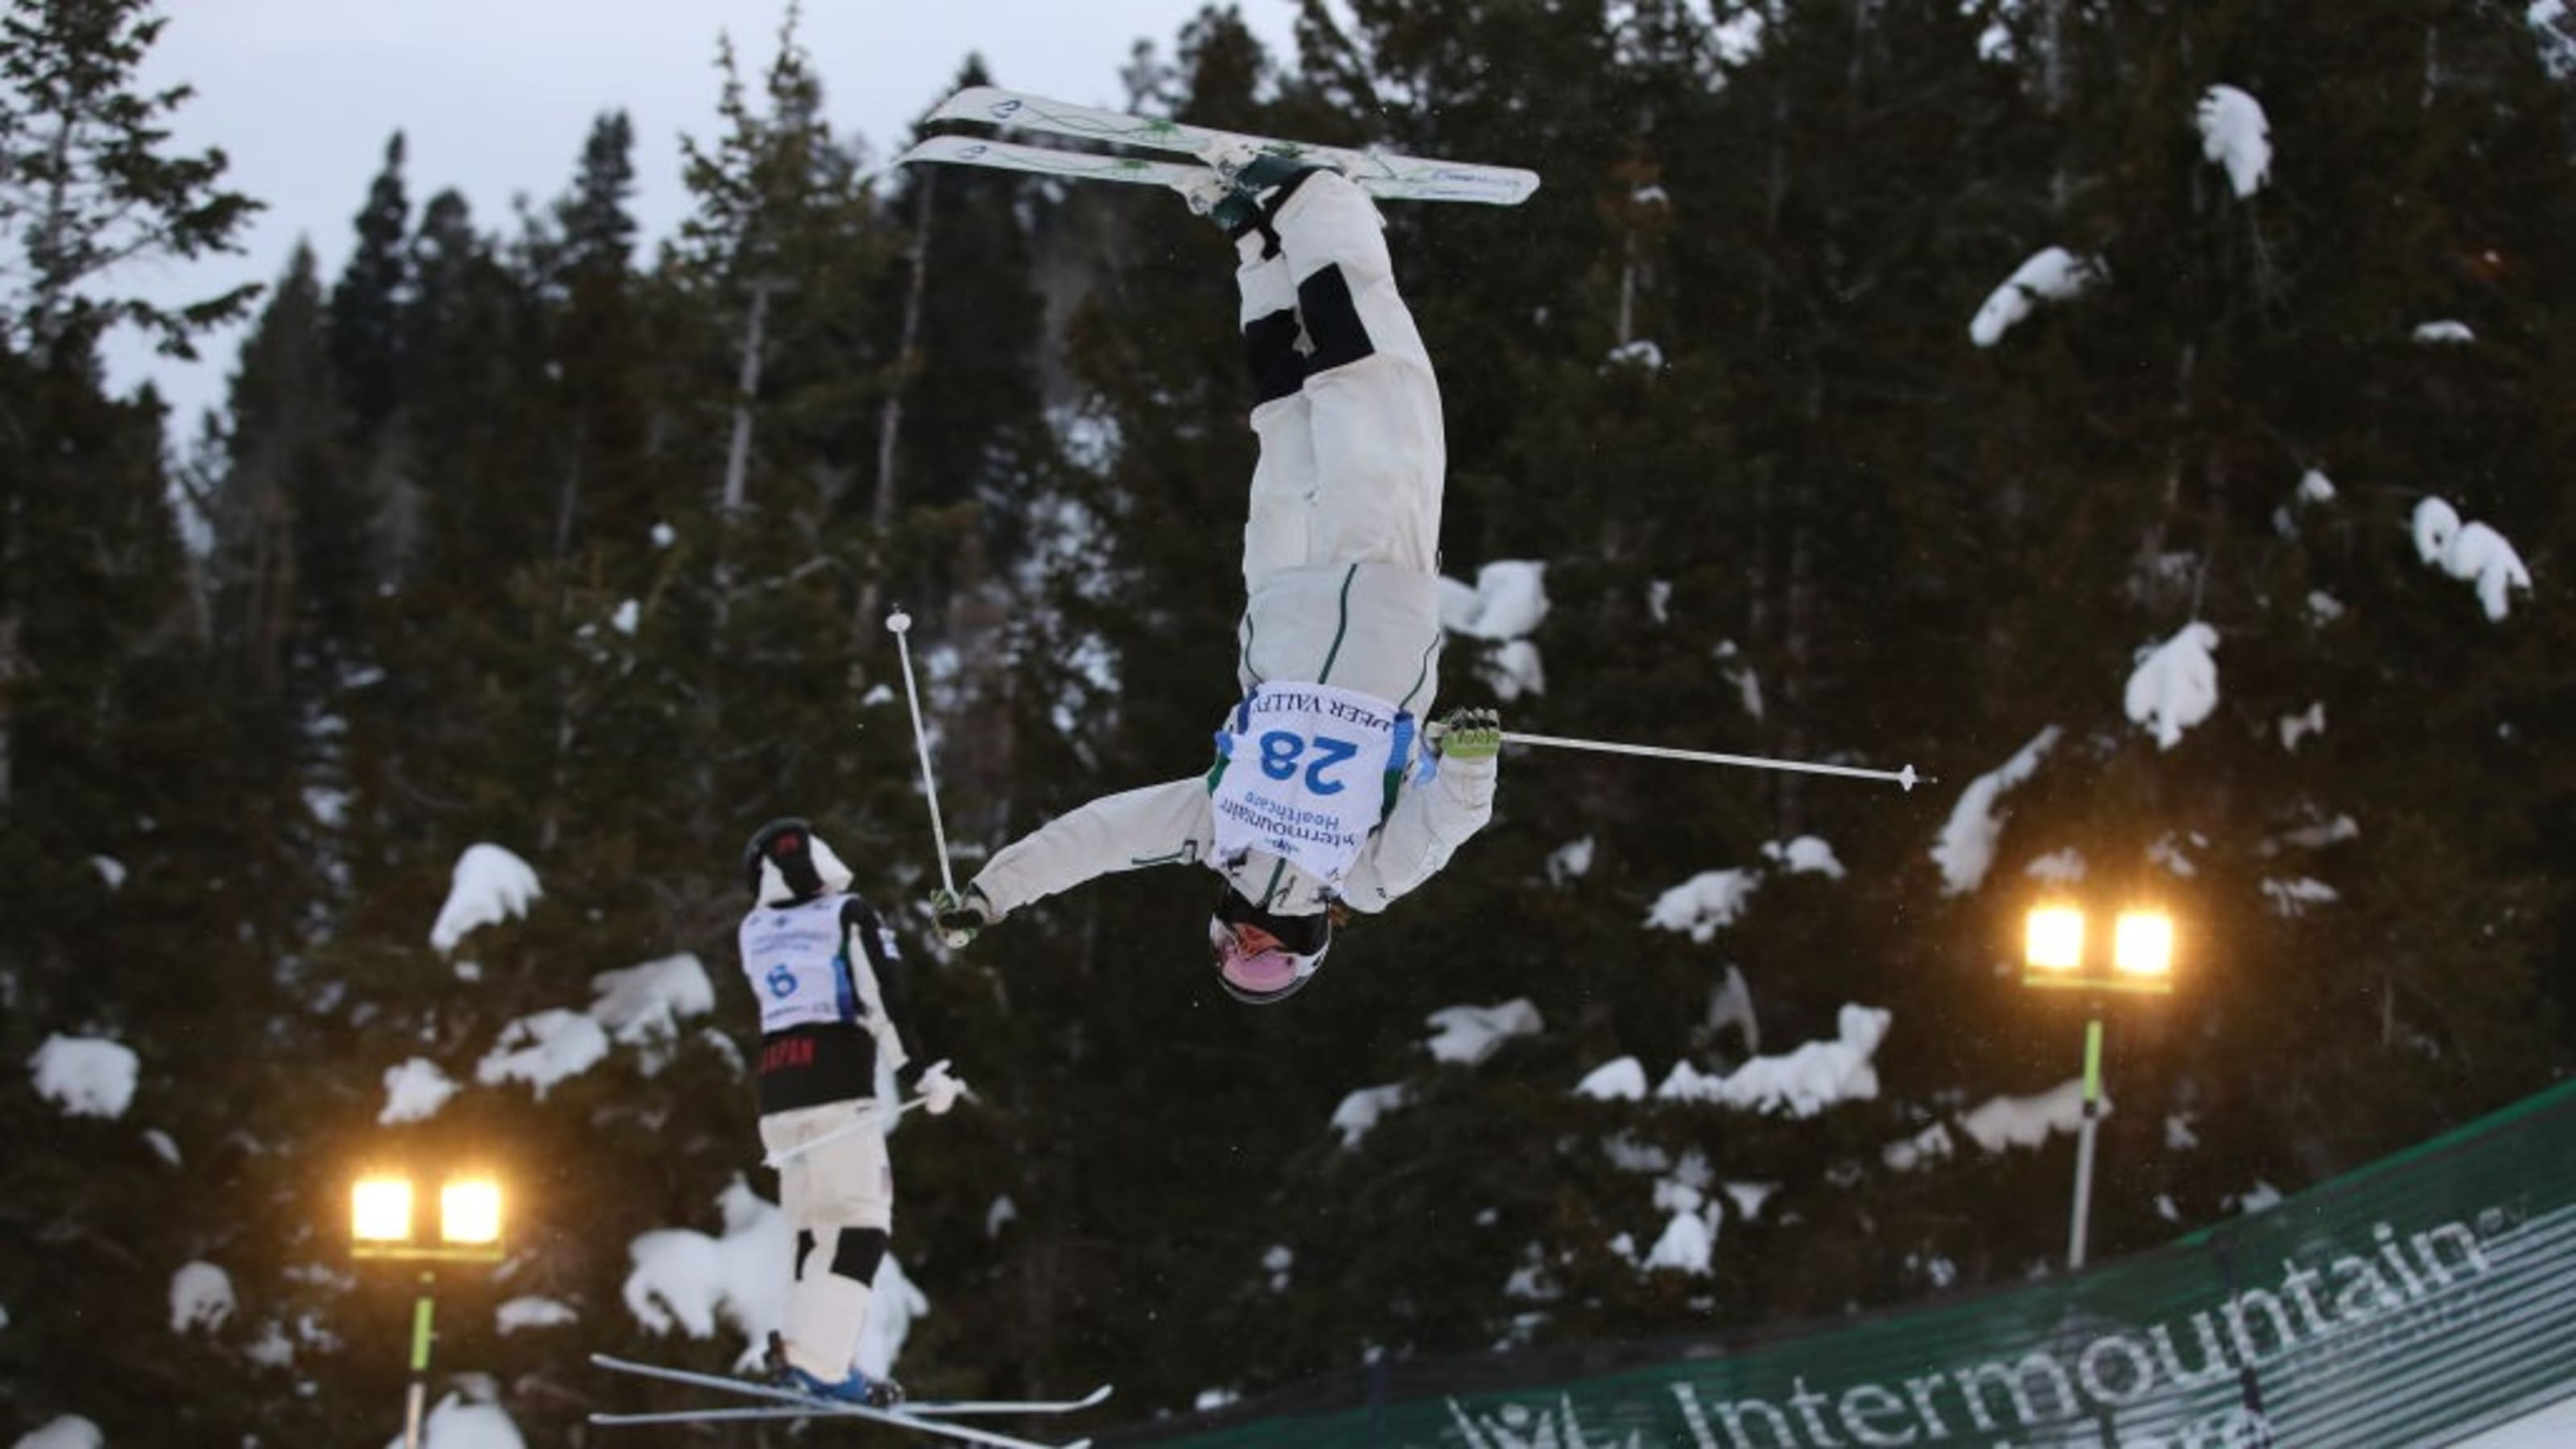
[351,1173,508,1447]
[2022,902,2175,1269]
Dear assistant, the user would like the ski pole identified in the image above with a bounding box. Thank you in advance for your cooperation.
[762,1092,937,1170]
[884,609,971,944]
[1439,724,1930,792]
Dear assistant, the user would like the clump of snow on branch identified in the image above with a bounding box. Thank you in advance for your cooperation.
[1425,1000,1543,1067]
[385,1385,524,1449]
[1643,1183,1719,1276]
[430,844,542,953]
[1715,639,1764,718]
[1763,836,1845,878]
[169,1261,235,1333]
[15,1418,103,1449]
[497,1298,577,1334]
[2262,877,2339,917]
[2412,320,2475,345]
[1330,1084,1413,1149]
[1959,1080,2097,1152]
[379,1058,460,1125]
[2535,1,2576,78]
[2280,702,2326,752]
[2297,469,2336,504]
[1656,1005,1892,1117]
[2125,622,2220,749]
[1932,726,2062,894]
[1439,561,1550,700]
[1546,836,1595,886]
[2194,85,2272,197]
[2412,497,2533,621]
[1969,246,2105,346]
[590,954,716,1048]
[1574,1058,1650,1101]
[1604,338,1666,371]
[90,856,126,888]
[2025,848,2086,883]
[477,1010,610,1100]
[1645,869,1761,942]
[29,1034,138,1119]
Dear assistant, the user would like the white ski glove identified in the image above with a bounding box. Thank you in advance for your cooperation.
[915,1059,966,1117]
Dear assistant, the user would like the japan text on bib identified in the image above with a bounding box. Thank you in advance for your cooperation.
[1210,682,1413,888]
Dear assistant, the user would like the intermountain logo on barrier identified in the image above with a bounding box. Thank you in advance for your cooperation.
[1446,1395,1642,1449]
[1664,1215,2507,1449]
[1140,1080,2576,1449]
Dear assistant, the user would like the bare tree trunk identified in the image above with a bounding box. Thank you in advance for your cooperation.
[856,170,938,642]
[720,283,774,520]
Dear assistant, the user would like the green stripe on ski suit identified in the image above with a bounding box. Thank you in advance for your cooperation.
[1315,564,1360,683]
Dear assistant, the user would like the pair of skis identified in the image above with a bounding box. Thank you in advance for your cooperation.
[894,85,1540,208]
[590,1353,1109,1449]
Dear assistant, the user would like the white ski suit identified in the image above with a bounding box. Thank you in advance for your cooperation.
[967,171,1495,925]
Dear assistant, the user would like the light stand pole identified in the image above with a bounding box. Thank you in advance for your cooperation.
[2066,1011,2106,1269]
[2022,902,2174,1273]
[353,1174,506,1449]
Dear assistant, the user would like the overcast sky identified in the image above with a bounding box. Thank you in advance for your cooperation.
[106,0,1306,435]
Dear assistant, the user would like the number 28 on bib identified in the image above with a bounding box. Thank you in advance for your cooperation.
[1209,683,1411,887]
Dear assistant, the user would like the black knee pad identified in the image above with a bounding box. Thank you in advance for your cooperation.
[1243,309,1305,406]
[830,1228,890,1285]
[1296,264,1376,374]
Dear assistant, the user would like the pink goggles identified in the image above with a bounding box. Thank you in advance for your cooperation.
[1210,921,1322,999]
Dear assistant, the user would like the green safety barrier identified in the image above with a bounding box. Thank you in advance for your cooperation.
[1117,1080,2576,1448]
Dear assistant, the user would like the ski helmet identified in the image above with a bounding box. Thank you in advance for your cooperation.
[742,817,854,905]
[1209,885,1332,1005]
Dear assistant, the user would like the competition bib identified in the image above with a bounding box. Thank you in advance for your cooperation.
[740,895,869,1036]
[1210,683,1413,888]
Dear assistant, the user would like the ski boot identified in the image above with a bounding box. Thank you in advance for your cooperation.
[766,1331,904,1410]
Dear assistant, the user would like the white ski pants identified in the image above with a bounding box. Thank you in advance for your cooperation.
[759,1099,894,1377]
[1236,172,1447,589]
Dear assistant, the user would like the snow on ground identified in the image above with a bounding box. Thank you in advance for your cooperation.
[430,844,542,952]
[1425,1000,1544,1066]
[476,1010,611,1100]
[1645,869,1761,942]
[1657,1005,1891,1118]
[1969,246,2104,346]
[496,1297,577,1334]
[1931,726,2062,894]
[168,1261,235,1333]
[2194,85,2273,196]
[12,1418,101,1449]
[380,1057,460,1125]
[28,1034,138,1119]
[2124,622,2220,749]
[2413,320,2476,344]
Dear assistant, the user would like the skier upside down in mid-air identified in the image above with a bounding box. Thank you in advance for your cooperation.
[935,153,1503,1003]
